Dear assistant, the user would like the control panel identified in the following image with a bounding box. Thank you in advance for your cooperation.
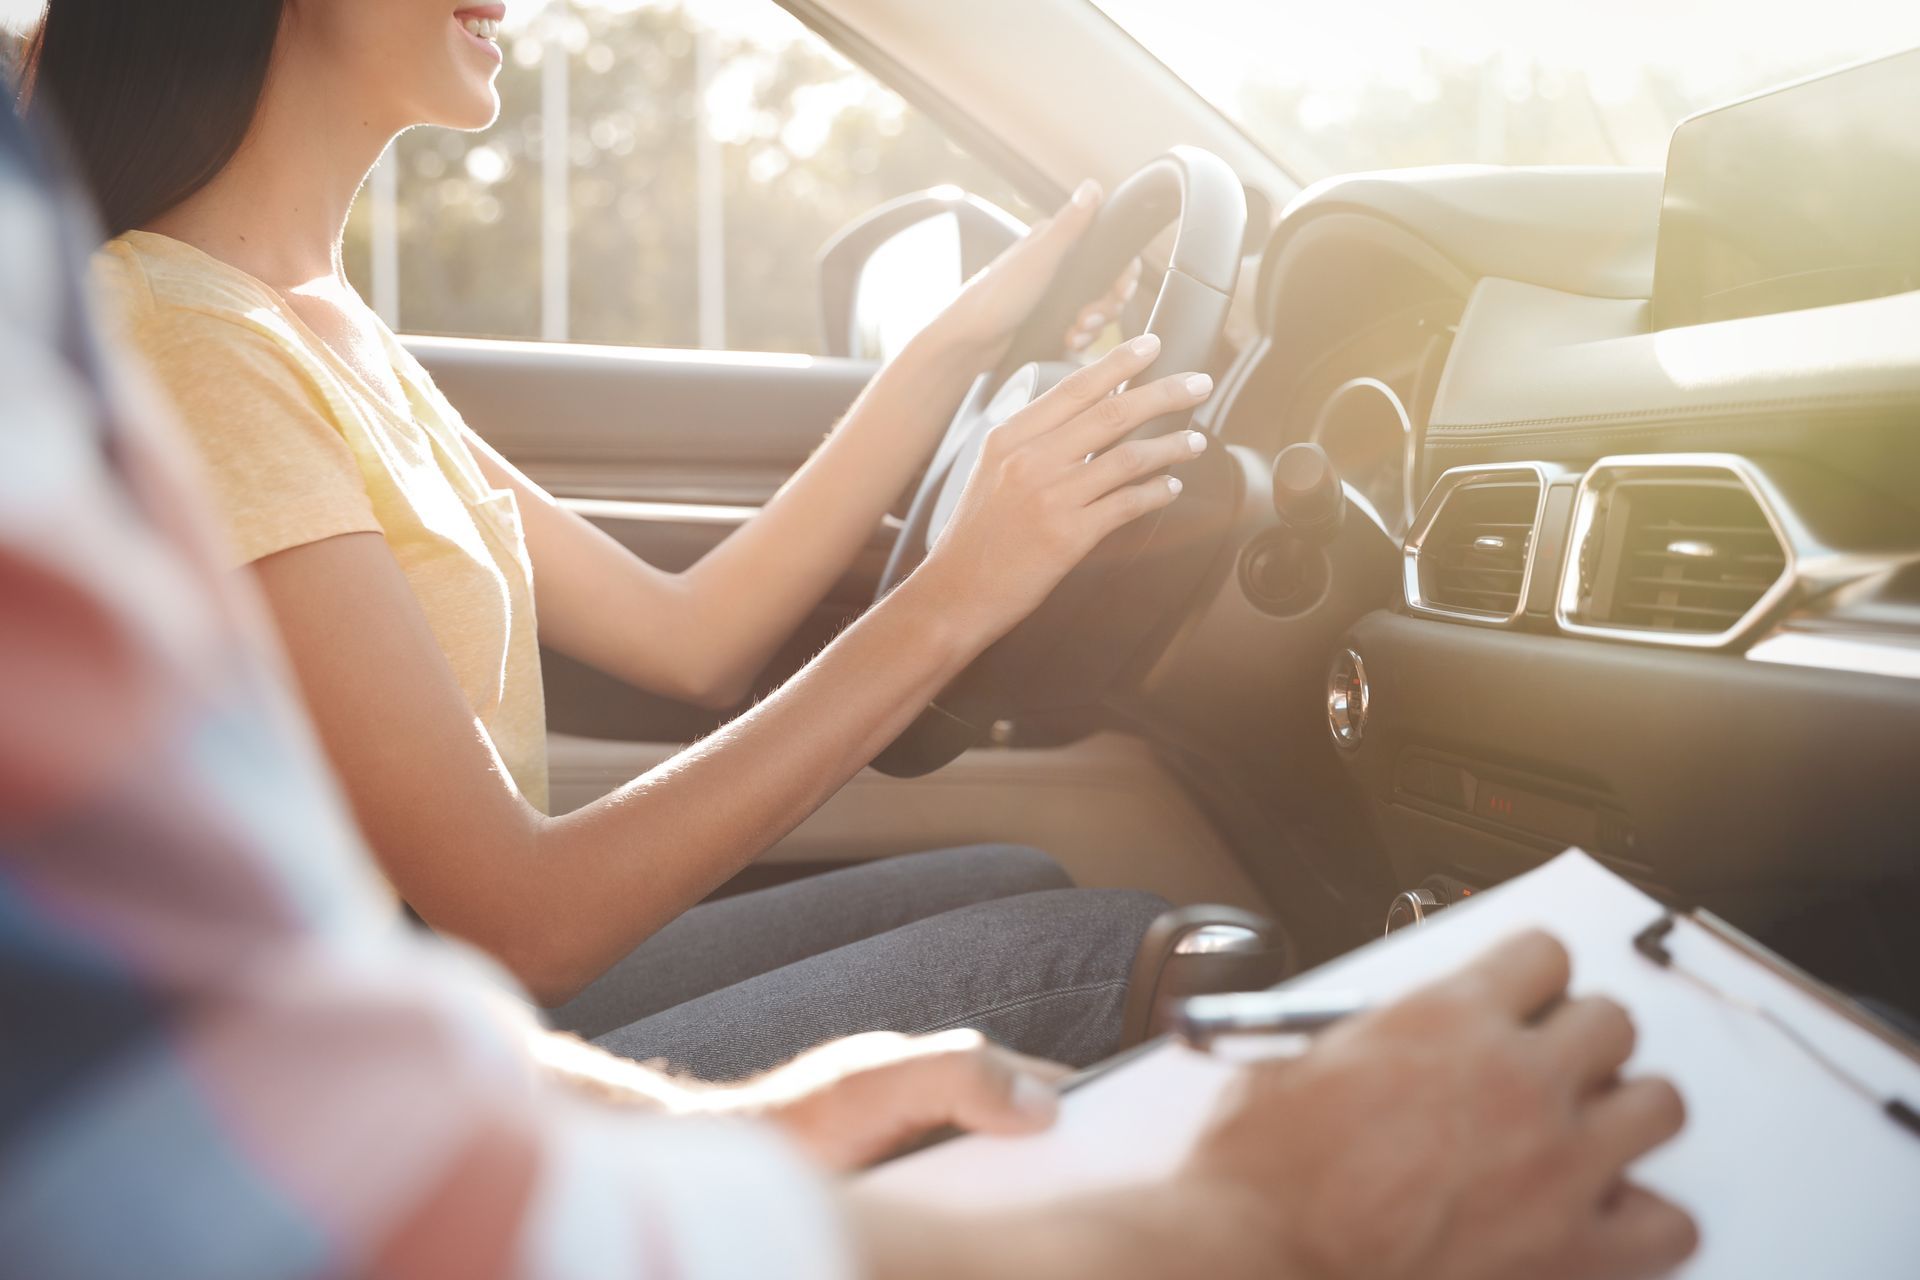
[1394,748,1637,863]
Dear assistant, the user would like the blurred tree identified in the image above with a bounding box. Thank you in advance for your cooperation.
[348,2,1031,355]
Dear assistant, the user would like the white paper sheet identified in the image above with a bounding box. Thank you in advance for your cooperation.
[864,850,1920,1278]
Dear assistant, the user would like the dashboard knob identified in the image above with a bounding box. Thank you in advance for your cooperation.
[1327,647,1369,751]
[1271,442,1346,543]
[1384,888,1442,935]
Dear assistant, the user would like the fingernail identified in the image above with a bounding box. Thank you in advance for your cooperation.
[1130,334,1161,358]
[1072,179,1101,210]
[1012,1073,1060,1121]
[1186,430,1208,454]
[1166,476,1185,496]
[1185,373,1213,397]
[1084,312,1107,331]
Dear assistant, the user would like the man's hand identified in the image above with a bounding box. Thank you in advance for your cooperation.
[1178,930,1698,1280]
[854,932,1696,1280]
[532,1024,1064,1173]
[722,1029,1068,1172]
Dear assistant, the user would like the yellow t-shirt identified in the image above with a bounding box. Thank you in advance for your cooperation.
[94,231,550,813]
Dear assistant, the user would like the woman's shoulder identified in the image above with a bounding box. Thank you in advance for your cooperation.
[94,233,312,360]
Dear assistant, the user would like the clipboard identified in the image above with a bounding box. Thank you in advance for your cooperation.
[873,1035,1177,1167]
[864,851,1920,1278]
[1632,907,1920,1139]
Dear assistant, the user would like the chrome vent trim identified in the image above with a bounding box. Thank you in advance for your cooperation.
[1556,455,1796,650]
[1404,463,1554,626]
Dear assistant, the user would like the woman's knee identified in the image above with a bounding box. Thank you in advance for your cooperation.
[993,886,1168,976]
[962,843,1074,895]
[1078,888,1171,960]
[900,842,1072,897]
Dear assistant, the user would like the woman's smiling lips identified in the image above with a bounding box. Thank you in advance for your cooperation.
[454,3,507,60]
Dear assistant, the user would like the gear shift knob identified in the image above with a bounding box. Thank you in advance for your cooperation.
[1119,905,1295,1047]
[1271,442,1346,543]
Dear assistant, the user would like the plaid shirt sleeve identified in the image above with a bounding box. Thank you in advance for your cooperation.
[0,108,854,1280]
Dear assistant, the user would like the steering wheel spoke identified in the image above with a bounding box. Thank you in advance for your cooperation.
[870,149,1250,777]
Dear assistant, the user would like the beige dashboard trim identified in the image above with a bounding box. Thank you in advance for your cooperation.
[1428,278,1920,441]
[1747,632,1920,682]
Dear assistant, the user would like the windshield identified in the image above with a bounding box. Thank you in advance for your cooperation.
[1089,0,1920,179]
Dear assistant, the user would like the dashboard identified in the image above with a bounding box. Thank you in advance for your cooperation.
[1145,71,1920,1014]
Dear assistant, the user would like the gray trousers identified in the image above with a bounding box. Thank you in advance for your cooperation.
[546,846,1167,1081]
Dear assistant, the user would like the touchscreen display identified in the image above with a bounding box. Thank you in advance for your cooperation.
[1652,47,1920,330]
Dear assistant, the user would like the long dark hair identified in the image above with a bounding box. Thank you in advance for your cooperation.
[20,1,287,237]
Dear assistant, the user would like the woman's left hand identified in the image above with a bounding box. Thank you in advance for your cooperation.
[718,1029,1069,1172]
[929,179,1142,367]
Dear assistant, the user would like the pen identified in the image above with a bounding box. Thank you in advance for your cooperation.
[1174,990,1369,1060]
[872,992,1371,1169]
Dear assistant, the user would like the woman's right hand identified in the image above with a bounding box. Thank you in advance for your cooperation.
[913,332,1214,646]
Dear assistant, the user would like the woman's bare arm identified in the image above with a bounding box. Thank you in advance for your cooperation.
[482,184,1126,710]
[464,326,978,709]
[252,336,1211,1005]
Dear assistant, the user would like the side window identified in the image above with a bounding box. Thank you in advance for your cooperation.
[344,0,1031,355]
[0,21,24,87]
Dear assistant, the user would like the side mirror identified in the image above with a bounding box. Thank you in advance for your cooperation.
[817,187,1026,360]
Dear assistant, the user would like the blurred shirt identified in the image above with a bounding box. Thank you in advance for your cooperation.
[0,106,849,1280]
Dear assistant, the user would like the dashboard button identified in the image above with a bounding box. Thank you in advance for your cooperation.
[1385,888,1441,934]
[1327,648,1369,751]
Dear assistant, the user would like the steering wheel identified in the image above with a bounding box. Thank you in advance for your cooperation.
[869,147,1249,777]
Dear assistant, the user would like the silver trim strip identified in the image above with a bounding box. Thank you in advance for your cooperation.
[560,496,760,526]
[1555,453,1796,651]
[1403,462,1558,627]
[1747,631,1920,682]
[560,497,906,534]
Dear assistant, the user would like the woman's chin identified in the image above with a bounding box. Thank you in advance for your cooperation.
[457,96,503,132]
[433,87,503,133]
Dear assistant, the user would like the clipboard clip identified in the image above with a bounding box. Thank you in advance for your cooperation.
[1632,910,1920,1142]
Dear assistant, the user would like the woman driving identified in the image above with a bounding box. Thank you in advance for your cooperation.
[21,0,1217,1079]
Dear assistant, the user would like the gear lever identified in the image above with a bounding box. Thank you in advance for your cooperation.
[1118,905,1295,1047]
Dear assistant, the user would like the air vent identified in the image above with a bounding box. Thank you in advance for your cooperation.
[1405,465,1548,625]
[1559,458,1793,647]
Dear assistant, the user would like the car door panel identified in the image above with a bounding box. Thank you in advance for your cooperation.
[547,730,1270,912]
[408,335,1251,901]
[409,334,877,503]
[408,334,885,742]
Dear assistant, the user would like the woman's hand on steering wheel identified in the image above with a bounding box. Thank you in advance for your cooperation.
[914,333,1214,647]
[927,179,1142,366]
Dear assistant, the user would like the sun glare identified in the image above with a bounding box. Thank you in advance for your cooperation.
[1092,0,1920,173]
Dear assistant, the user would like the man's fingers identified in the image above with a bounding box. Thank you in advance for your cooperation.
[995,1048,1074,1087]
[1001,333,1163,444]
[933,1040,1064,1136]
[1584,1076,1688,1171]
[1537,996,1637,1095]
[1590,1183,1701,1279]
[1452,929,1574,1023]
[1071,428,1210,502]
